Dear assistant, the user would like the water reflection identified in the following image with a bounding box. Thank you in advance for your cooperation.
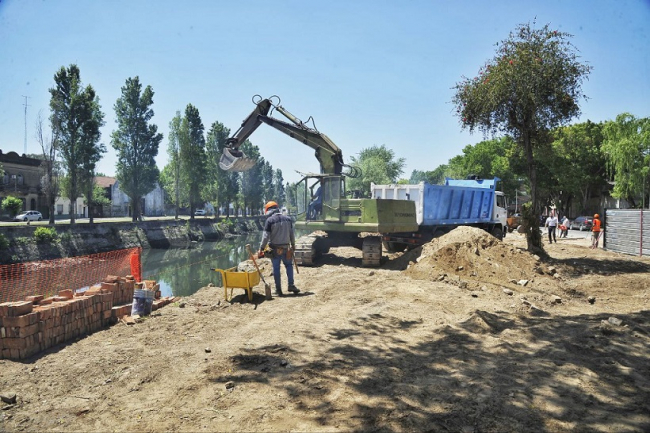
[141,233,262,297]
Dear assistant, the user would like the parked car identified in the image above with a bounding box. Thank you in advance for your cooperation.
[14,211,43,222]
[194,209,206,216]
[570,216,593,231]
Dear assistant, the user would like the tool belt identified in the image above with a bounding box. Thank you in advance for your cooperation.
[269,245,293,259]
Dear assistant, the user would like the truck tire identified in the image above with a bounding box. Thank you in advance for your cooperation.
[516,224,525,234]
[490,227,503,240]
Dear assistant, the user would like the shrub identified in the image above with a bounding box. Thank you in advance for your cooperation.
[33,227,58,244]
[0,233,8,249]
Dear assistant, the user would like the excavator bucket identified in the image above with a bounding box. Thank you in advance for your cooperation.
[219,148,256,172]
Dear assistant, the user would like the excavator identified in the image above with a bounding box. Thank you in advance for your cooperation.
[219,95,417,266]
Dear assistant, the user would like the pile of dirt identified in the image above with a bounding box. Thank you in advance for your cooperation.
[403,226,556,288]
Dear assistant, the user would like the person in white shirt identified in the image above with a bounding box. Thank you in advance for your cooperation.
[560,216,570,238]
[545,213,559,243]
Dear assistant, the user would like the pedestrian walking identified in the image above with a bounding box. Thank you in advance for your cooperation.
[259,201,300,297]
[545,213,558,243]
[560,216,570,238]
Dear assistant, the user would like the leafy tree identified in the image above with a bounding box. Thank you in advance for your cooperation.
[239,141,263,214]
[205,121,239,216]
[273,169,286,207]
[409,165,451,185]
[261,160,274,203]
[166,112,184,218]
[1,196,23,217]
[285,181,297,212]
[179,104,207,218]
[602,114,650,207]
[49,64,105,224]
[111,77,163,222]
[546,120,606,216]
[453,22,592,251]
[35,110,61,224]
[347,145,405,194]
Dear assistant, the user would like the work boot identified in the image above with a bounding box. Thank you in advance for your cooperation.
[275,287,284,297]
[288,285,300,294]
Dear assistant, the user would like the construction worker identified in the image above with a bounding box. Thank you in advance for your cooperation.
[592,213,602,248]
[259,201,300,297]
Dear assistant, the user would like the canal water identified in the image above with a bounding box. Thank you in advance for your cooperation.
[140,233,263,298]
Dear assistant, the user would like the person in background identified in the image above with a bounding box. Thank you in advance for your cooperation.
[592,213,602,248]
[259,201,300,297]
[560,215,570,238]
[545,212,558,243]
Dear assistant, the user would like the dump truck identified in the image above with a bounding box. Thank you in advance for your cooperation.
[371,177,507,251]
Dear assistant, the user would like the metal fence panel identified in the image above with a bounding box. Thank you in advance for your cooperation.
[604,209,650,256]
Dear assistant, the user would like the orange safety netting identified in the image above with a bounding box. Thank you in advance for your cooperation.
[0,247,142,303]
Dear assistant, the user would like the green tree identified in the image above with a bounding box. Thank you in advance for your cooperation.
[239,141,263,214]
[453,22,592,251]
[261,160,274,203]
[545,120,606,216]
[273,169,286,206]
[166,112,184,218]
[205,121,239,216]
[180,104,207,218]
[111,77,163,222]
[1,196,23,218]
[602,114,650,207]
[347,145,406,194]
[35,110,61,224]
[49,64,105,224]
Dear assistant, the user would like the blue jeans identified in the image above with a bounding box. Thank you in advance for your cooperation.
[272,253,294,290]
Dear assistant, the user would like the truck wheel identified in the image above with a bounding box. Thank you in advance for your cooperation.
[516,224,525,234]
[490,227,503,240]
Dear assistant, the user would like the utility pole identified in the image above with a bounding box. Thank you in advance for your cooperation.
[22,95,31,155]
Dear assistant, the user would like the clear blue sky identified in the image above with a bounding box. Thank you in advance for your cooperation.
[1,0,648,184]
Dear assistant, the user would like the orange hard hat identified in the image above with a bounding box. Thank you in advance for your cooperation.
[264,201,278,213]
[594,213,599,218]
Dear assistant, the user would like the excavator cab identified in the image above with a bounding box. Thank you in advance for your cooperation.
[296,175,344,223]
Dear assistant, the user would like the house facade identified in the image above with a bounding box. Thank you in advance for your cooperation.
[110,179,165,217]
[0,150,47,216]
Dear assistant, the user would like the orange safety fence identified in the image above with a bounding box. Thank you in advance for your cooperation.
[0,247,142,303]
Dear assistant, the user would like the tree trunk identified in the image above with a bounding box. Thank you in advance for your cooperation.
[523,132,543,251]
[88,184,94,224]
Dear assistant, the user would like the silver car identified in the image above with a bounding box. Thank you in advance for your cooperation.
[14,211,43,221]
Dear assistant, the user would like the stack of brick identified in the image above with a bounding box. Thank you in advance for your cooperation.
[84,275,136,307]
[0,290,113,360]
[0,275,175,361]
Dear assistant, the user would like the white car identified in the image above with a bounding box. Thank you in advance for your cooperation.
[194,209,206,216]
[14,211,43,221]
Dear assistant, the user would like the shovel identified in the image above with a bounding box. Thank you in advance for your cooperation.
[246,244,272,300]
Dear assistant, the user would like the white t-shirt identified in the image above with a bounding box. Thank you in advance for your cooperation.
[546,216,558,227]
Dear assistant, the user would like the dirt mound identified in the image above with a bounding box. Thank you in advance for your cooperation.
[404,226,543,285]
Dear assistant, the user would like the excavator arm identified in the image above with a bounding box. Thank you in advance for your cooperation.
[219,95,345,175]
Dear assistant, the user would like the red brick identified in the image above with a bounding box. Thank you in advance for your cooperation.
[2,312,38,328]
[58,290,73,300]
[18,323,39,338]
[26,295,44,304]
[101,282,118,292]
[3,337,26,349]
[39,297,54,305]
[7,301,33,317]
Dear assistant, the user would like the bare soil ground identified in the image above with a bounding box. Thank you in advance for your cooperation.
[1,227,649,432]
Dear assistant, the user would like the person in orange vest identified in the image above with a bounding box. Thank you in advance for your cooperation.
[591,213,602,248]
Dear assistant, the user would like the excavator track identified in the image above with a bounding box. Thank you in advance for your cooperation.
[294,234,322,266]
[361,236,382,267]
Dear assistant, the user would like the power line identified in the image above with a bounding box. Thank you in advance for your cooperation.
[22,95,31,155]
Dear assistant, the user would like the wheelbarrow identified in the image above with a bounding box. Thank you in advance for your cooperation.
[211,266,261,302]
